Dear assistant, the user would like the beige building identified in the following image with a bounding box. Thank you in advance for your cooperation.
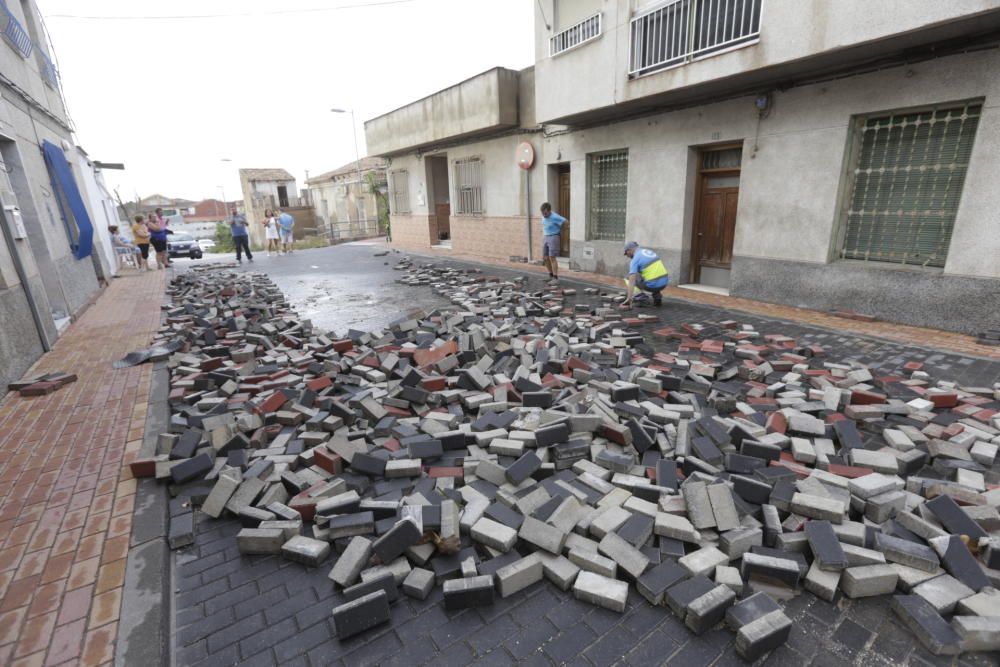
[238,168,315,247]
[366,0,1000,335]
[306,157,387,242]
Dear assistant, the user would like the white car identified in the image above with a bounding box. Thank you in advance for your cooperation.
[197,238,216,252]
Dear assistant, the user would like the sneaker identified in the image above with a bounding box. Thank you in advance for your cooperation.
[652,291,662,307]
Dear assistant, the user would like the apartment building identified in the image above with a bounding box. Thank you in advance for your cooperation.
[0,0,104,390]
[367,0,1000,334]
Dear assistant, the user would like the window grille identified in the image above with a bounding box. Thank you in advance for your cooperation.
[1,2,31,58]
[390,169,410,214]
[629,0,760,77]
[454,157,484,215]
[550,13,602,56]
[702,147,742,170]
[839,102,981,268]
[588,151,628,241]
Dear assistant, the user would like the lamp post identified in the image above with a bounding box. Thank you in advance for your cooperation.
[330,108,368,236]
[219,159,232,218]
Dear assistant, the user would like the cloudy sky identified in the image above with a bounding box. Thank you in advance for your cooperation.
[41,0,535,203]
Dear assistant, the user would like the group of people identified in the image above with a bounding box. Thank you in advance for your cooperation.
[539,202,668,309]
[116,207,172,271]
[228,207,294,263]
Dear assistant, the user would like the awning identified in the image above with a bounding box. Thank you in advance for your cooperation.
[42,139,93,259]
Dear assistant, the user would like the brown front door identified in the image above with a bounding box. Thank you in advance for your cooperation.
[435,203,450,241]
[692,146,742,285]
[557,168,571,256]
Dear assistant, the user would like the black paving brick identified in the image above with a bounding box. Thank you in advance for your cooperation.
[233,582,289,621]
[830,618,872,659]
[175,639,207,666]
[584,625,637,666]
[546,597,591,630]
[543,626,597,664]
[341,630,403,667]
[625,626,678,666]
[205,611,266,653]
[468,613,519,655]
[426,638,475,667]
[238,617,297,660]
[263,588,319,625]
[177,608,235,646]
[204,581,259,616]
[503,617,559,660]
[584,606,630,636]
[273,619,331,664]
[431,608,485,649]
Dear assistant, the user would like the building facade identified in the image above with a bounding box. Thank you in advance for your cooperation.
[0,0,105,390]
[367,0,1000,335]
[238,168,312,247]
[306,157,387,242]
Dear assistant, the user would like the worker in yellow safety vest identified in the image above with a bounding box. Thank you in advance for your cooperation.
[621,241,669,309]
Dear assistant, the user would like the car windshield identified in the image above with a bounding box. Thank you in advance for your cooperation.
[171,234,194,242]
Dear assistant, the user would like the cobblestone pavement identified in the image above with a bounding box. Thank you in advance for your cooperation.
[170,250,1000,667]
[0,268,167,667]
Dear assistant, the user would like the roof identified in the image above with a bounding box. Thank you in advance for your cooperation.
[306,157,387,185]
[239,168,296,182]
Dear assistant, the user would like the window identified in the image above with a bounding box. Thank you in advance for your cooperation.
[588,150,628,241]
[390,169,410,214]
[453,157,484,215]
[550,13,602,56]
[839,101,981,268]
[629,0,761,77]
[2,2,32,58]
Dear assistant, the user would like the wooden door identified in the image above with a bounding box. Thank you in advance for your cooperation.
[435,203,450,240]
[694,177,739,277]
[557,170,571,256]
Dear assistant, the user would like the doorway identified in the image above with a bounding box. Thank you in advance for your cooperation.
[426,155,450,243]
[277,185,289,208]
[556,164,571,256]
[691,145,741,289]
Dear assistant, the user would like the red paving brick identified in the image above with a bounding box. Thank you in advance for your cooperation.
[0,270,165,667]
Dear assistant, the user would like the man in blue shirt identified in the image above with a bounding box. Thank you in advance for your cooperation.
[229,207,253,264]
[277,209,295,254]
[622,241,669,308]
[540,202,567,282]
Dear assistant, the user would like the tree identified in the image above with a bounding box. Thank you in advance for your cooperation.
[365,171,391,241]
[213,222,235,253]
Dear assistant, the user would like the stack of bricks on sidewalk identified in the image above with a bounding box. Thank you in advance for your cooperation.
[7,372,77,397]
[133,261,1000,662]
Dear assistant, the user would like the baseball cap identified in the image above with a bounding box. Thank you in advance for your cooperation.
[623,241,638,255]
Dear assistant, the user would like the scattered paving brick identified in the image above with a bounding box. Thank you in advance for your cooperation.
[148,263,1000,661]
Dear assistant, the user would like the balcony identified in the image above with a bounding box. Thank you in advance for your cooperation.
[37,49,58,88]
[629,0,761,77]
[550,13,602,57]
[365,67,520,157]
[1,4,32,58]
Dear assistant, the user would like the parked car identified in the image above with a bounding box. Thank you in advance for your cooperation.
[167,232,203,259]
[197,238,216,252]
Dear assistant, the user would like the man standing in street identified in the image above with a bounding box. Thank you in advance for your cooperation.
[229,207,253,264]
[277,208,295,254]
[621,241,669,309]
[540,202,566,282]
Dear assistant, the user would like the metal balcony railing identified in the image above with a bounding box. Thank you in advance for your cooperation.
[37,49,58,88]
[1,3,32,58]
[629,0,761,77]
[550,13,602,57]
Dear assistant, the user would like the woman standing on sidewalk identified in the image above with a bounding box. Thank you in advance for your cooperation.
[262,208,280,256]
[146,212,169,269]
[131,215,151,270]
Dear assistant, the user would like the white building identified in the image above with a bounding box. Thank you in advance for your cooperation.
[367,0,1000,335]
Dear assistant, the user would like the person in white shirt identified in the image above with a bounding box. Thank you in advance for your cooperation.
[262,208,280,255]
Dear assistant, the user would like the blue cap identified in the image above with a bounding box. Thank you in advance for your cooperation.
[623,241,638,255]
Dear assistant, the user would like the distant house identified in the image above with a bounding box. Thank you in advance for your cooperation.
[179,199,240,239]
[239,168,318,248]
[306,157,387,241]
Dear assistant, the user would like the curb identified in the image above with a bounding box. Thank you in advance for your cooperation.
[116,360,171,667]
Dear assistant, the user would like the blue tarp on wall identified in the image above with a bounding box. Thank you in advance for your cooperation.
[42,139,93,260]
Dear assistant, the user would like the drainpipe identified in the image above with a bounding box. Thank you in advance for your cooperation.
[525,170,532,262]
[0,206,51,351]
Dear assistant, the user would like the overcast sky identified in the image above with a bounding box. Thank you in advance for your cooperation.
[41,0,535,203]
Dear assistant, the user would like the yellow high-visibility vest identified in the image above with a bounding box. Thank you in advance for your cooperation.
[640,259,668,282]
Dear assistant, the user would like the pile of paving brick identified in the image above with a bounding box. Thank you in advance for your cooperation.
[8,371,77,397]
[133,262,1000,661]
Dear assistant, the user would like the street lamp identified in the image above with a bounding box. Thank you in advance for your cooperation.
[330,108,368,235]
[219,158,232,219]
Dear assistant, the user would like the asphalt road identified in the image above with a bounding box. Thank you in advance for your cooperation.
[171,241,447,334]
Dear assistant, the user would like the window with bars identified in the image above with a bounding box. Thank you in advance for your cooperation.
[390,169,410,214]
[839,102,981,268]
[454,157,484,215]
[588,150,629,241]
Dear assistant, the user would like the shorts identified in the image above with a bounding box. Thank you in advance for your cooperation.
[542,234,560,257]
[265,229,279,241]
[150,237,167,253]
[279,229,293,243]
[137,243,149,259]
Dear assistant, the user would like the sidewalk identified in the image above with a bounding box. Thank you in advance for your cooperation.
[0,268,167,667]
[385,240,1000,360]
